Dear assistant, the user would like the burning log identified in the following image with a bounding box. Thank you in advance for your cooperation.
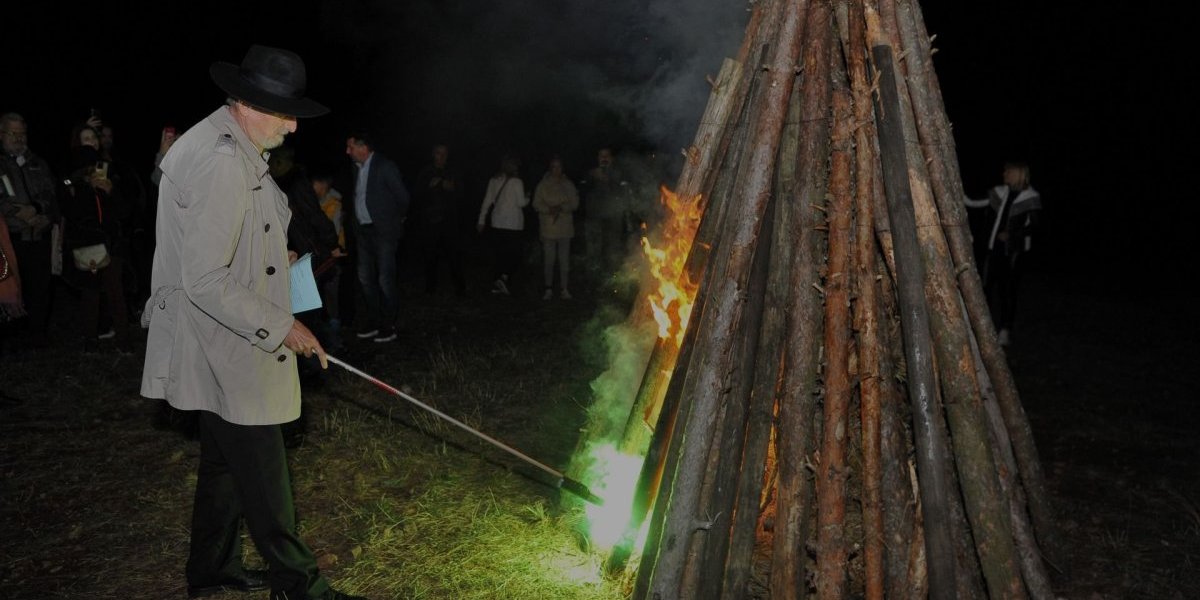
[591,0,1057,597]
[641,0,809,594]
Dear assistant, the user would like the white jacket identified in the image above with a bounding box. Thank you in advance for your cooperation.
[477,175,528,231]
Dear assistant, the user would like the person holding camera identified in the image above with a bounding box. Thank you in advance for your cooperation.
[61,120,133,353]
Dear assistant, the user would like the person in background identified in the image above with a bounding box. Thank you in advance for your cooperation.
[269,145,344,382]
[344,131,409,343]
[98,120,151,319]
[0,112,60,348]
[414,143,466,297]
[139,44,366,600]
[476,154,528,296]
[964,160,1042,346]
[62,121,133,353]
[311,170,347,337]
[580,147,631,279]
[532,156,579,300]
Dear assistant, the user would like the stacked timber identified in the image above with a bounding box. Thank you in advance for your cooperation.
[602,0,1057,598]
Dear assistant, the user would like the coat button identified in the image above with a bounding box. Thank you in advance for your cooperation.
[266,266,276,275]
[264,223,271,232]
[277,354,287,362]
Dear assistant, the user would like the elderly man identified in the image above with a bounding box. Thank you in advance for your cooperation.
[140,45,366,600]
[0,112,59,344]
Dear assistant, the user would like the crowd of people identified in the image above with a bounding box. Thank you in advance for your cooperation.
[0,113,655,359]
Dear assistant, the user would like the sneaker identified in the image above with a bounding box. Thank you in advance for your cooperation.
[356,326,380,339]
[373,327,397,343]
[543,288,554,300]
[560,289,572,300]
[97,328,116,340]
[997,328,1010,347]
[492,278,510,295]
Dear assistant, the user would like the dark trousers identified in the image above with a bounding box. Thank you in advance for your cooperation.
[80,256,128,338]
[422,226,465,294]
[984,246,1023,331]
[189,411,329,598]
[491,228,524,282]
[355,225,400,328]
[13,237,53,334]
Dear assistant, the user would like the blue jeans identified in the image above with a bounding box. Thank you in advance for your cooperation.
[355,225,400,328]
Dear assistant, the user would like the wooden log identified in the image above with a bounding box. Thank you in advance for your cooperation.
[846,2,885,596]
[876,0,1027,595]
[770,2,833,597]
[893,0,1058,561]
[717,66,806,600]
[868,41,957,600]
[619,57,745,457]
[643,0,809,592]
[691,189,778,599]
[815,40,855,600]
[614,27,777,582]
[968,326,1055,599]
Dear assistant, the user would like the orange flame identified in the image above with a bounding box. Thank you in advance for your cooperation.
[641,186,703,346]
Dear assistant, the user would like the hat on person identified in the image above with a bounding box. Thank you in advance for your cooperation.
[210,44,329,118]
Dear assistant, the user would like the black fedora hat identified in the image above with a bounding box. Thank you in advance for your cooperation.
[210,44,329,118]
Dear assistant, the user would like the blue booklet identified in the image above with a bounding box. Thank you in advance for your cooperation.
[289,253,323,314]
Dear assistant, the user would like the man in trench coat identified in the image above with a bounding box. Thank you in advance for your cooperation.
[140,45,366,600]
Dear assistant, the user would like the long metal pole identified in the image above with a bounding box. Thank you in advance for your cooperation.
[327,355,602,505]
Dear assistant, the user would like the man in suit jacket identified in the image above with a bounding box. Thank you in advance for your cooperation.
[141,45,367,600]
[344,131,409,343]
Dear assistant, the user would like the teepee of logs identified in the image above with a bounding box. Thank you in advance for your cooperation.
[594,0,1058,598]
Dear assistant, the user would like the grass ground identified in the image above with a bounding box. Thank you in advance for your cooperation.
[1,248,1197,598]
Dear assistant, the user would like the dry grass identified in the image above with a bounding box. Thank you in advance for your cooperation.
[0,278,628,599]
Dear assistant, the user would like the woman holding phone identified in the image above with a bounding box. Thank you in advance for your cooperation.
[62,120,133,353]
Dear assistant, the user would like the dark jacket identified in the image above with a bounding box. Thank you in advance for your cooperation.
[276,166,339,265]
[0,150,59,241]
[413,162,462,232]
[344,152,410,240]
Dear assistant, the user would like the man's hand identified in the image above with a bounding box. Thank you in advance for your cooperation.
[288,250,299,264]
[283,319,327,369]
[331,247,348,258]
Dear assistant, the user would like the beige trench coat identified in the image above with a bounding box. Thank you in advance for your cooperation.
[140,106,300,426]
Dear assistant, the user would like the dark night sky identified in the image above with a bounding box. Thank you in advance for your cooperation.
[5,1,1190,293]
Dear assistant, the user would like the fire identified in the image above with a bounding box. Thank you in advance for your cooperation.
[582,443,645,552]
[641,186,703,346]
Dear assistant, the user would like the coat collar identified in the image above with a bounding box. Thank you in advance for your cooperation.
[206,106,270,181]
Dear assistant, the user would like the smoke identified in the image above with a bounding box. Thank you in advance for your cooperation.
[321,0,750,165]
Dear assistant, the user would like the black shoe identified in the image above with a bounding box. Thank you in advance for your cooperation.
[373,326,397,343]
[355,327,380,339]
[187,569,269,597]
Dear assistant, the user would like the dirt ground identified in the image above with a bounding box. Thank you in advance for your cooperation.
[1,247,1197,598]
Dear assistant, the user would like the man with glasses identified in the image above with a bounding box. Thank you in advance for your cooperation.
[0,112,60,345]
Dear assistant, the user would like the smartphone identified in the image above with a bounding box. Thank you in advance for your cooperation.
[95,161,109,180]
[90,108,101,120]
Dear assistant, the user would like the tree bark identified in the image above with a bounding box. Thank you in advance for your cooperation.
[846,2,885,596]
[770,2,832,598]
[643,1,808,595]
[718,65,806,600]
[893,0,1057,562]
[868,41,957,600]
[815,42,855,600]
